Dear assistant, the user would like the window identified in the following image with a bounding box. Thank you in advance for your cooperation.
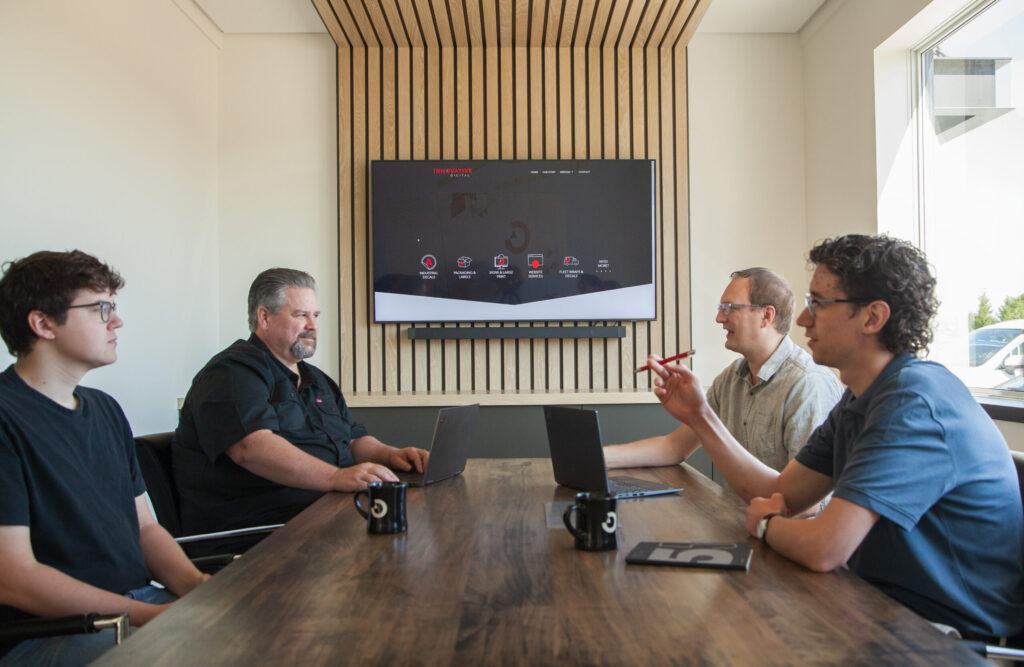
[915,0,1024,398]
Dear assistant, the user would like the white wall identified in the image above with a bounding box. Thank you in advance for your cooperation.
[687,33,809,378]
[801,0,931,247]
[0,2,337,435]
[0,0,220,435]
[217,33,339,378]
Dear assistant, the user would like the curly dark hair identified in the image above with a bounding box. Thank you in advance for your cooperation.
[808,234,937,355]
[0,250,124,357]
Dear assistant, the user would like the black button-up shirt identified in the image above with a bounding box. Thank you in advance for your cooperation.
[172,335,367,538]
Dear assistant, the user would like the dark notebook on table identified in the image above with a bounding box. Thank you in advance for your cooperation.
[543,405,683,499]
[626,542,753,571]
[396,404,479,486]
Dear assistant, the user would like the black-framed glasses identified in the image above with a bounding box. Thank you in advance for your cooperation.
[67,300,117,323]
[804,294,867,318]
[717,302,767,315]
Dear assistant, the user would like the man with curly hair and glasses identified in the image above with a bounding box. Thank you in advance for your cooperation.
[0,251,208,665]
[647,234,1023,642]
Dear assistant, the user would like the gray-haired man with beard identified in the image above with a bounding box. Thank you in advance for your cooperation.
[172,269,427,548]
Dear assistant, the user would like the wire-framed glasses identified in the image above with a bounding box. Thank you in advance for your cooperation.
[67,300,117,323]
[803,294,868,318]
[717,302,767,315]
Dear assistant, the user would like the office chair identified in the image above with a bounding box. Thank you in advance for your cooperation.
[962,450,1024,662]
[134,432,282,571]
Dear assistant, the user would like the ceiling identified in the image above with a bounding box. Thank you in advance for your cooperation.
[193,0,829,35]
[316,0,712,47]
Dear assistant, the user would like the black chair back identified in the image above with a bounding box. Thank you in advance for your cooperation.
[134,432,183,537]
[1013,451,1024,521]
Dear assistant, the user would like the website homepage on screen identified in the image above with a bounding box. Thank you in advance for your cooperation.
[371,160,656,323]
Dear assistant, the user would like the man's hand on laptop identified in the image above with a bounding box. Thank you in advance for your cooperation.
[388,446,430,474]
[332,463,399,491]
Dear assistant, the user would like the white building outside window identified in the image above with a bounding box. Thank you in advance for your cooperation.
[915,0,1024,396]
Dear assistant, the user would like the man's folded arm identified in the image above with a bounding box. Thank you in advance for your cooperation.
[226,429,397,491]
[753,495,879,572]
[0,525,170,627]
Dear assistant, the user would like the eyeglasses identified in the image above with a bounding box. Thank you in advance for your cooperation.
[717,302,767,315]
[803,294,868,318]
[67,300,117,323]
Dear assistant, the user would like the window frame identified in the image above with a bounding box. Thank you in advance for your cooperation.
[910,0,1024,422]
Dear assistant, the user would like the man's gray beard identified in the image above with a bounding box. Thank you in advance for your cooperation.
[290,337,317,359]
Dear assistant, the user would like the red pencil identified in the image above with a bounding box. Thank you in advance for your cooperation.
[634,349,696,373]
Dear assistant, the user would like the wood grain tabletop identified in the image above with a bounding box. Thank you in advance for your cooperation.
[96,459,982,666]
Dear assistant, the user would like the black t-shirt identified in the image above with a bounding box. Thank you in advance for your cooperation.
[173,335,368,536]
[0,365,150,652]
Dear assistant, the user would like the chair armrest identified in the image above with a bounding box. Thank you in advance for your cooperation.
[173,524,283,545]
[174,524,284,573]
[0,613,130,644]
[963,639,1024,661]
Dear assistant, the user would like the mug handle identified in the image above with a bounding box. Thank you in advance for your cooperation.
[354,490,370,519]
[562,504,586,542]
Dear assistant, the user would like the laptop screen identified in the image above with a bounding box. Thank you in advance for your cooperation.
[543,406,612,493]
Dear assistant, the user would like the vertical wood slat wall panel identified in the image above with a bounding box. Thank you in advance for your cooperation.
[322,0,703,401]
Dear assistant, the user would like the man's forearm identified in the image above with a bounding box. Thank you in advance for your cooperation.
[138,523,207,596]
[0,560,167,626]
[759,516,839,572]
[349,435,397,464]
[754,497,878,573]
[687,404,781,502]
[604,429,699,470]
[227,430,346,491]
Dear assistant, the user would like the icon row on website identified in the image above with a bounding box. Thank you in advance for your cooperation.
[421,254,585,270]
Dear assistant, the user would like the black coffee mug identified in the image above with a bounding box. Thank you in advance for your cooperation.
[354,481,408,534]
[563,492,618,551]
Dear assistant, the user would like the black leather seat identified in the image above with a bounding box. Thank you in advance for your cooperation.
[134,432,282,568]
[962,450,1024,661]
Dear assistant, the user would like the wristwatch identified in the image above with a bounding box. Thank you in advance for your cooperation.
[756,512,782,541]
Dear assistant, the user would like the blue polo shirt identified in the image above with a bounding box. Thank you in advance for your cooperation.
[797,355,1024,637]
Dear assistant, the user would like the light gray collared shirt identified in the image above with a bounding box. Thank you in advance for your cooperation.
[706,335,843,472]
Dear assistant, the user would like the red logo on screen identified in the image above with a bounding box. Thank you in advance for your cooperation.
[433,168,473,174]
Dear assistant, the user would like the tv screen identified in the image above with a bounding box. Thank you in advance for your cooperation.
[370,159,656,323]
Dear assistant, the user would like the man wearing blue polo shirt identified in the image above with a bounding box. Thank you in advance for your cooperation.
[647,234,1024,640]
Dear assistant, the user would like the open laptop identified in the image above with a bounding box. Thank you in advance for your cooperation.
[543,405,683,499]
[396,404,479,486]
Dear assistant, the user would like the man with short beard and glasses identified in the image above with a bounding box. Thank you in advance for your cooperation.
[172,269,428,553]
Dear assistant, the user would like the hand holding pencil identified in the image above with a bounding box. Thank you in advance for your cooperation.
[634,349,696,374]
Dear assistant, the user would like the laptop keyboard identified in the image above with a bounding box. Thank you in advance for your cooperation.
[608,480,650,496]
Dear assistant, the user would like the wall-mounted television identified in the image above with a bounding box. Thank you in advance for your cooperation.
[370,159,656,323]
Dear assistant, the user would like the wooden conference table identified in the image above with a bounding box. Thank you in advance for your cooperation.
[98,459,981,665]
